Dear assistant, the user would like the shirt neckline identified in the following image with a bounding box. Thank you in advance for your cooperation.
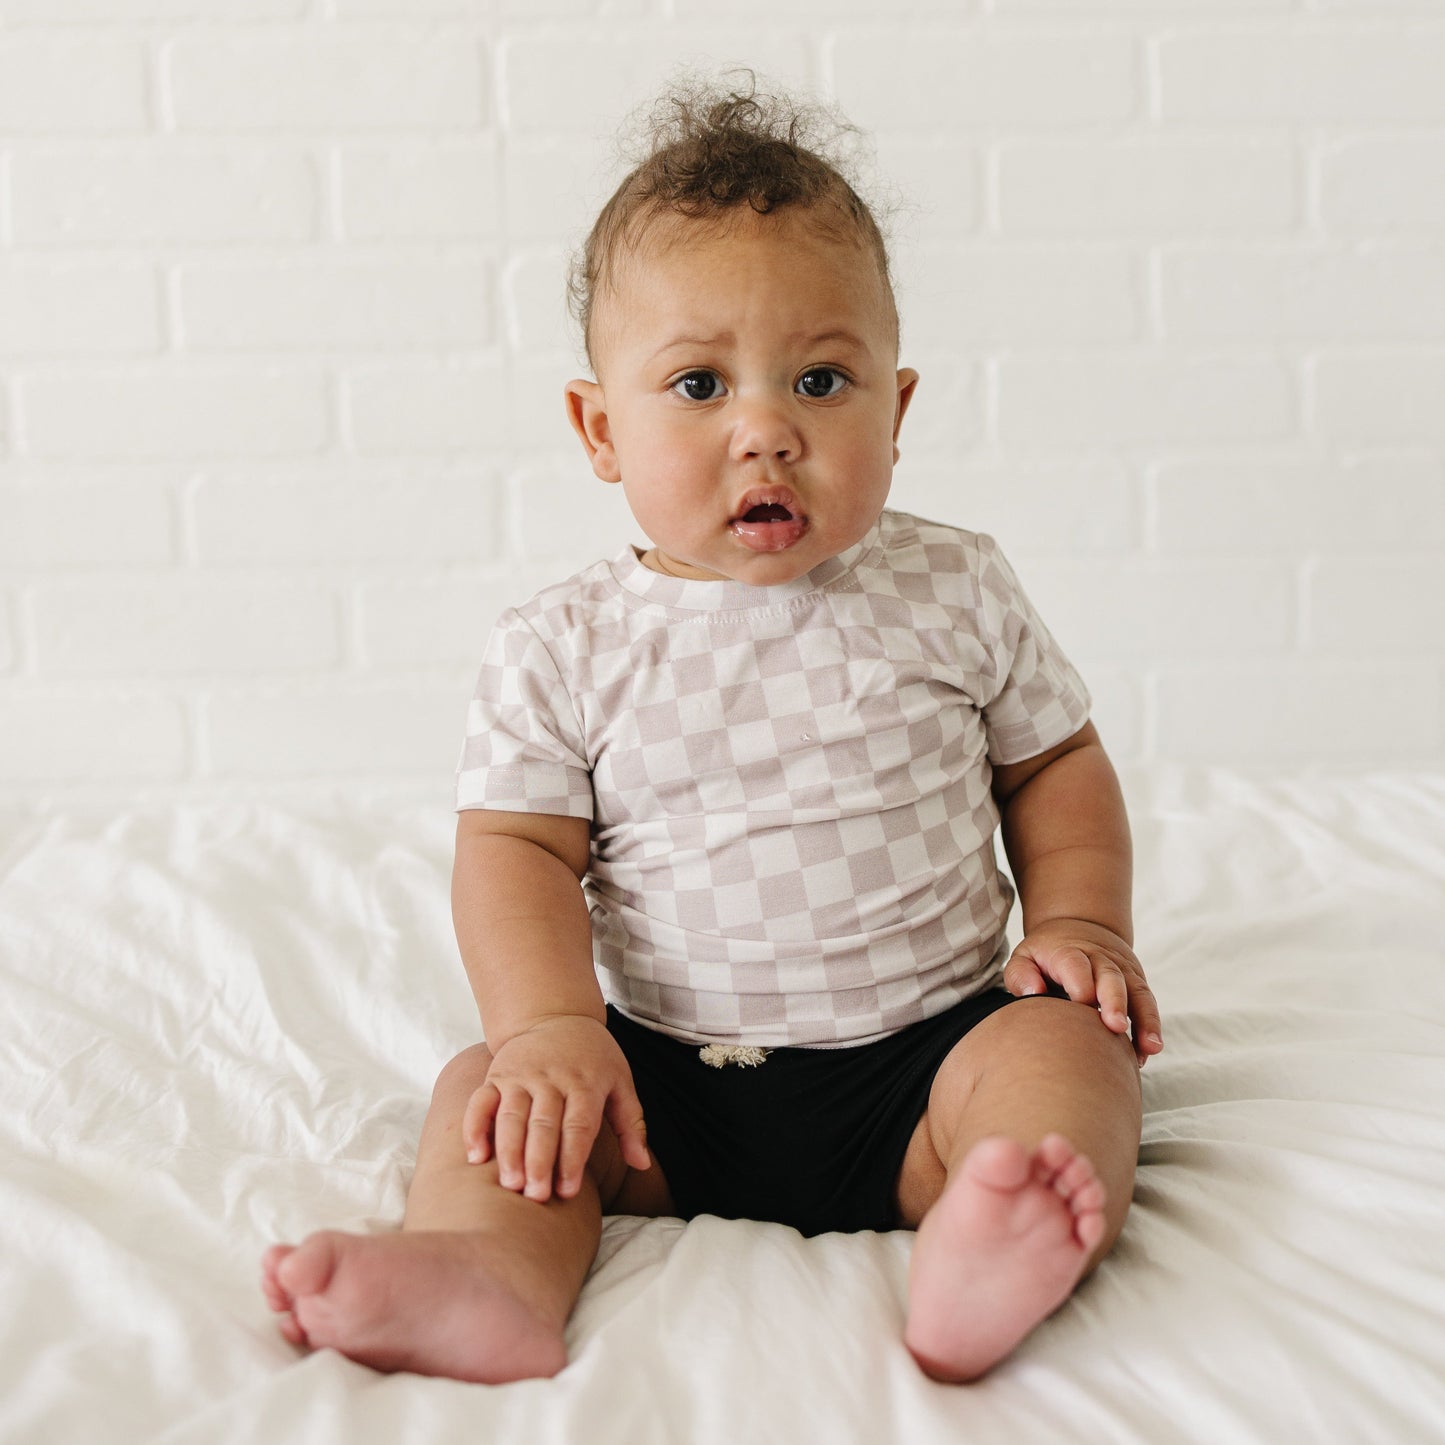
[609,519,883,614]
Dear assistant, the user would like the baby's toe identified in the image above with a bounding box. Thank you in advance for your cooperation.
[260,1244,297,1312]
[276,1231,341,1300]
[963,1135,1032,1191]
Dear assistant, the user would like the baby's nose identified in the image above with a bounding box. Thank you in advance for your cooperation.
[728,398,802,463]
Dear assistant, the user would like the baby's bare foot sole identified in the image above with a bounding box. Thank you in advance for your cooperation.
[903,1134,1107,1383]
[260,1230,567,1384]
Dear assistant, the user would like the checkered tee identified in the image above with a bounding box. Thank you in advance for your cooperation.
[456,510,1091,1049]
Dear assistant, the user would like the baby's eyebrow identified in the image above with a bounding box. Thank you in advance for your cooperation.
[646,327,867,365]
[647,334,732,364]
[800,328,866,350]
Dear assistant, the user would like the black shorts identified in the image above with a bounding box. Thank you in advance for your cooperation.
[605,987,1024,1238]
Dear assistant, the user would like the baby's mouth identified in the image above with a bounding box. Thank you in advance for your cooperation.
[729,489,809,553]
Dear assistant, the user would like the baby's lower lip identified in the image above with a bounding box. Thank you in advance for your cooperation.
[729,515,809,552]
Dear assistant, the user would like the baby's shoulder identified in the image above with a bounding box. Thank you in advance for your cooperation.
[502,555,630,641]
[874,509,1005,601]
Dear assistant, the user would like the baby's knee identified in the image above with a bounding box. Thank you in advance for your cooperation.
[431,1043,495,1109]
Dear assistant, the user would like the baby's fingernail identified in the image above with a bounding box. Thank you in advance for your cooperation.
[1146,1033,1163,1048]
[466,1146,482,1165]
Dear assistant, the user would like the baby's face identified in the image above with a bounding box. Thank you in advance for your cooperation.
[566,209,918,586]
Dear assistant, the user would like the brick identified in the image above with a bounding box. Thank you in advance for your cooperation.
[511,455,640,566]
[1160,27,1445,123]
[509,357,609,457]
[1,0,303,17]
[1153,457,1445,555]
[1000,139,1298,236]
[503,137,615,242]
[998,356,1296,446]
[0,478,175,567]
[1320,136,1445,235]
[872,137,983,238]
[204,685,462,778]
[1000,0,1288,9]
[0,262,160,358]
[502,35,813,134]
[506,246,575,356]
[168,35,488,132]
[1306,559,1445,656]
[0,693,189,784]
[192,474,503,564]
[1081,668,1144,764]
[177,259,492,351]
[33,579,340,675]
[683,0,973,12]
[19,368,330,460]
[898,244,1140,348]
[338,143,501,242]
[1312,355,1445,443]
[1018,560,1295,662]
[0,38,148,135]
[500,0,650,12]
[11,146,319,246]
[358,575,527,667]
[883,358,984,454]
[1161,246,1445,342]
[831,29,1136,131]
[0,595,14,672]
[345,362,512,455]
[1157,664,1439,764]
[894,457,1137,555]
[1311,0,1443,9]
[338,0,495,13]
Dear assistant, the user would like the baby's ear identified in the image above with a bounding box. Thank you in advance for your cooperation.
[892,368,920,463]
[564,380,621,483]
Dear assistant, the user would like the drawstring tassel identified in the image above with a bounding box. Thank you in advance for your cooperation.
[698,1044,772,1068]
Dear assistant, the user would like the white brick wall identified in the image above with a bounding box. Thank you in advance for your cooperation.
[2,2,1443,803]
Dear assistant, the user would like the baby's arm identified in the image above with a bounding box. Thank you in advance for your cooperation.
[991,721,1164,1067]
[451,809,651,1201]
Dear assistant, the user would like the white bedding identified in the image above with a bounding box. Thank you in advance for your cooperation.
[3,770,1443,1444]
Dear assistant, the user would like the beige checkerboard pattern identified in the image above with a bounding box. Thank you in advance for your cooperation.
[457,511,1090,1048]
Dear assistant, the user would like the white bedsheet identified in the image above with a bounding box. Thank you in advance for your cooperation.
[2,770,1443,1444]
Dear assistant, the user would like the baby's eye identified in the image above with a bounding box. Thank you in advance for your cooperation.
[671,370,725,402]
[796,367,848,399]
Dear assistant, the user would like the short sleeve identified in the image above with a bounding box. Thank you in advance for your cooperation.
[973,537,1092,765]
[454,608,594,818]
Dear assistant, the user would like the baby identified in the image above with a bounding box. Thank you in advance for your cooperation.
[262,76,1163,1386]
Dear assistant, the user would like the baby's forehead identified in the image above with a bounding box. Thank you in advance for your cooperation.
[630,201,871,267]
[595,205,898,348]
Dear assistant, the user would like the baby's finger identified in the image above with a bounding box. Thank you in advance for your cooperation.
[1127,978,1165,1063]
[556,1089,603,1200]
[1050,947,1098,1006]
[1002,950,1048,998]
[463,1082,499,1165]
[1095,964,1131,1035]
[492,1086,533,1192]
[522,1085,564,1202]
[604,1084,651,1174]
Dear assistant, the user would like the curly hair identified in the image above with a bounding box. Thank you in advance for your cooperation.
[568,70,897,366]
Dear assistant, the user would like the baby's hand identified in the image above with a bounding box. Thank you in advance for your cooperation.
[1003,919,1164,1068]
[463,1016,651,1203]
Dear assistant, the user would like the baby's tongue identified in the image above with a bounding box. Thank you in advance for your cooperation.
[731,504,807,553]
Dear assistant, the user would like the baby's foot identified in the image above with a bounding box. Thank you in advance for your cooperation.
[903,1134,1107,1383]
[260,1230,567,1384]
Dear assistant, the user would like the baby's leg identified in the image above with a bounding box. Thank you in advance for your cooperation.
[892,997,1142,1382]
[261,1044,665,1383]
